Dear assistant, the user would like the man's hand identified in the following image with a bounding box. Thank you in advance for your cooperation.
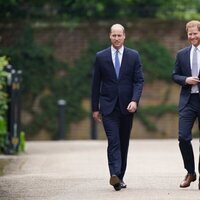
[127,101,137,113]
[185,77,200,85]
[93,111,102,123]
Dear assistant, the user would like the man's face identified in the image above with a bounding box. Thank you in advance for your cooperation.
[187,26,200,46]
[110,28,125,49]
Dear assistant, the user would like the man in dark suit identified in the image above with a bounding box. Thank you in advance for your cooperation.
[91,24,144,191]
[172,20,200,189]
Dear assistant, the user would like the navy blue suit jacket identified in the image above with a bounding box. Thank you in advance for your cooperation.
[172,45,200,111]
[91,47,144,116]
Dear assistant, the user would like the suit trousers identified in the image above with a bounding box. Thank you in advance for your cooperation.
[102,104,133,180]
[178,94,200,174]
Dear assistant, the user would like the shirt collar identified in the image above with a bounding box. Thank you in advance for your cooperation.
[192,45,200,51]
[111,46,124,54]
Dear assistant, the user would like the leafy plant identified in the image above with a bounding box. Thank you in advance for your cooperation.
[0,56,8,121]
[0,56,8,150]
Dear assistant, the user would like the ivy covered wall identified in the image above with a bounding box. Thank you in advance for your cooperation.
[0,20,197,139]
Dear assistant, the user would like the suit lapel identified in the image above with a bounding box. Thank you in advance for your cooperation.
[107,47,118,79]
[107,47,128,80]
[184,46,192,76]
[118,47,127,80]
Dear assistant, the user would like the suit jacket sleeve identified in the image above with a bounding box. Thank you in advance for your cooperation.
[131,52,144,103]
[172,51,188,87]
[91,53,101,112]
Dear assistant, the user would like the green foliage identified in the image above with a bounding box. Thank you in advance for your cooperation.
[0,0,199,21]
[0,28,108,139]
[0,28,70,139]
[70,41,108,98]
[0,117,6,135]
[0,56,8,150]
[0,56,8,123]
[136,104,177,132]
[127,40,174,82]
[7,29,60,99]
[18,131,25,152]
[156,0,200,20]
[141,104,177,115]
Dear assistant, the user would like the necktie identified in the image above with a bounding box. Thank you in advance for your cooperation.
[115,50,120,78]
[191,47,199,93]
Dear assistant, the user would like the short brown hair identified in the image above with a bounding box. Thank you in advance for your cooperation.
[186,20,200,32]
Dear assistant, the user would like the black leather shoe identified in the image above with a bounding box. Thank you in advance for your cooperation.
[110,175,121,191]
[120,180,127,188]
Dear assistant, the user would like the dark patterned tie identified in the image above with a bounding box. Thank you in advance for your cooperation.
[191,47,199,93]
[115,50,120,78]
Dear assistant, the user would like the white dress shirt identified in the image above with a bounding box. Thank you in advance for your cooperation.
[190,45,200,73]
[190,45,200,93]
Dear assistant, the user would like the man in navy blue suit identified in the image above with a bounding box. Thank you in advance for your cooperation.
[91,24,144,191]
[172,20,200,189]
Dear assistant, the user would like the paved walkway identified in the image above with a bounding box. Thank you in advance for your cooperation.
[0,139,200,200]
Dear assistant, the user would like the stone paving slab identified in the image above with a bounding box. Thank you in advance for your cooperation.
[0,139,200,200]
